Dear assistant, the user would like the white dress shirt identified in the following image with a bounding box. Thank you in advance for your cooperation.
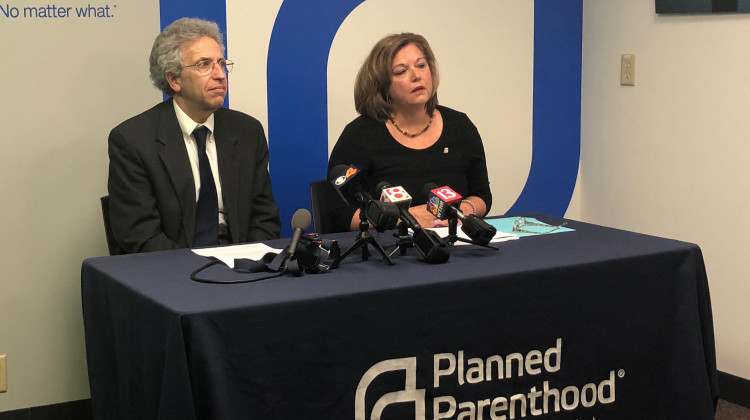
[173,101,227,228]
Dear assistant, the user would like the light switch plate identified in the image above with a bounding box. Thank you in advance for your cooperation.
[0,354,7,392]
[621,54,636,86]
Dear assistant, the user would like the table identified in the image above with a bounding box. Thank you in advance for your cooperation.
[82,215,718,419]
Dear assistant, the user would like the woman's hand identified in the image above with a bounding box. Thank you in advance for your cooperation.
[410,197,488,229]
[409,205,441,228]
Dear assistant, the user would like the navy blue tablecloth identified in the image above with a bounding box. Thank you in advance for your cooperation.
[82,216,717,419]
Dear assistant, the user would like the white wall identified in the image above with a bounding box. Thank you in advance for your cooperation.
[0,2,161,411]
[579,0,750,379]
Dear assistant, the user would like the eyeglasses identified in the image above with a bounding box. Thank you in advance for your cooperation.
[183,59,234,75]
[512,217,567,235]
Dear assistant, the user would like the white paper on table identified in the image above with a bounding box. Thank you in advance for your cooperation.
[192,243,282,268]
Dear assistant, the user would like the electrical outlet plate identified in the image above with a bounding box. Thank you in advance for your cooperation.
[621,54,636,86]
[0,354,7,392]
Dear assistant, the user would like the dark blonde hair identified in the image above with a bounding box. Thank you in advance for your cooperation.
[354,33,440,122]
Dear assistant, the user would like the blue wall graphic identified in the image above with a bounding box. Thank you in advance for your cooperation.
[507,0,582,216]
[159,0,582,237]
[267,0,366,236]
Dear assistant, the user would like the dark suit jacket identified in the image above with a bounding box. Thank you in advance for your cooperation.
[107,99,281,253]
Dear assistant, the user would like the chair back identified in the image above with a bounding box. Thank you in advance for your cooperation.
[100,195,123,255]
[309,180,341,234]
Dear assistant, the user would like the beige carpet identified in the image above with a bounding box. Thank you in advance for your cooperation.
[716,400,750,420]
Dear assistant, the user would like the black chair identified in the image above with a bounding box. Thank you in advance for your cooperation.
[309,180,342,234]
[100,196,123,255]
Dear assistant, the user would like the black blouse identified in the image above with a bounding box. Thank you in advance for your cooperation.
[326,105,492,233]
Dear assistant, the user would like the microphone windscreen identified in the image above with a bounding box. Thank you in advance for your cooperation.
[412,229,450,264]
[328,164,370,206]
[375,181,391,193]
[461,216,496,246]
[366,201,400,232]
[328,164,350,182]
[422,183,439,197]
[291,208,312,231]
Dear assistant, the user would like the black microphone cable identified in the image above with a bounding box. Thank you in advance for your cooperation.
[189,258,286,284]
[189,209,317,283]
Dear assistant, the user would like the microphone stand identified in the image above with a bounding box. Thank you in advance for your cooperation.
[443,215,499,250]
[333,198,394,268]
[387,223,413,257]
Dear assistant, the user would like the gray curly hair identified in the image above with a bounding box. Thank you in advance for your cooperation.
[149,17,225,96]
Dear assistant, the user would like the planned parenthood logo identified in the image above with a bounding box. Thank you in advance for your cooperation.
[355,338,621,420]
[355,357,426,420]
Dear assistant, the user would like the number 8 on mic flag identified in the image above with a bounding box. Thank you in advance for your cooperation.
[380,187,412,207]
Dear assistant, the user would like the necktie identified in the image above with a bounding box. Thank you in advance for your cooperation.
[193,126,219,246]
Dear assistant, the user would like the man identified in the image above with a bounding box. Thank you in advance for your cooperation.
[108,17,281,253]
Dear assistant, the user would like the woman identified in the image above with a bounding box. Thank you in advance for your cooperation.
[327,33,492,232]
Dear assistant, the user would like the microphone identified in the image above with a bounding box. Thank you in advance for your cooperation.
[423,183,496,246]
[377,182,420,227]
[287,208,312,263]
[365,200,400,232]
[411,229,451,264]
[329,165,399,231]
[329,164,367,206]
[266,208,313,274]
[424,184,462,220]
[379,184,413,208]
[327,167,397,266]
[377,182,450,264]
